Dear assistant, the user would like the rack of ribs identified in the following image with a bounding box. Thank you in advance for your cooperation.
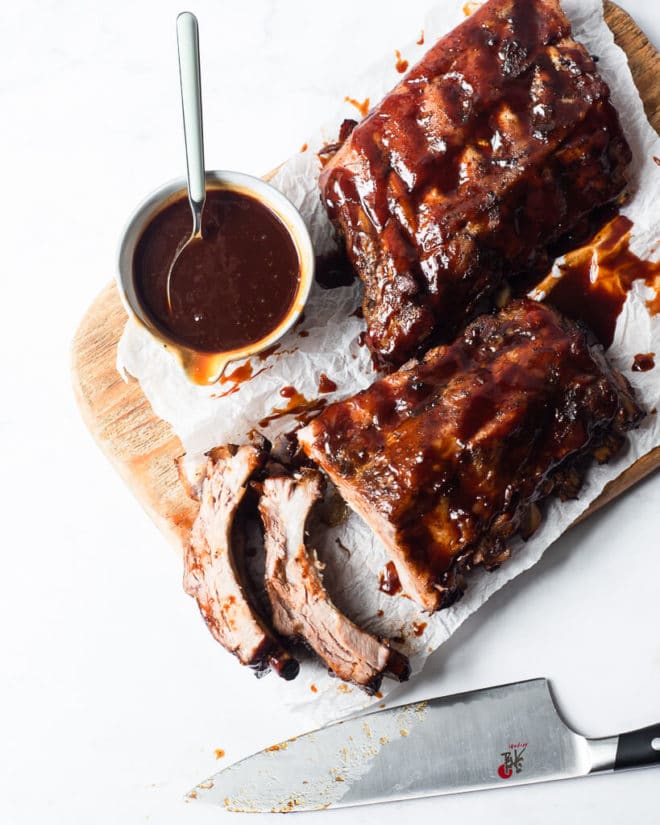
[319,0,631,366]
[299,299,643,613]
[182,444,299,679]
[259,468,410,693]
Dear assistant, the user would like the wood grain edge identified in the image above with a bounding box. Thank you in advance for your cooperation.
[574,444,660,524]
[71,284,195,549]
[605,2,660,127]
[72,2,660,556]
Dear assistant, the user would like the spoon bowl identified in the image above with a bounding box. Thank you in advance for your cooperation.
[166,10,207,314]
[165,228,205,314]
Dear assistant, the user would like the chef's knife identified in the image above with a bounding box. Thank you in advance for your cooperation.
[189,678,660,812]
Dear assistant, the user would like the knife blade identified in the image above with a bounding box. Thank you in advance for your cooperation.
[189,678,660,812]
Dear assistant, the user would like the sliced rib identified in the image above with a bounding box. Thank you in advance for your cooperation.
[259,469,410,693]
[183,444,299,680]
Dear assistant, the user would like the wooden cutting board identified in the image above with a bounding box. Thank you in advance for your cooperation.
[72,2,660,553]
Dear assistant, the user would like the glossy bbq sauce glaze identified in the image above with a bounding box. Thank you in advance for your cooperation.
[133,187,300,353]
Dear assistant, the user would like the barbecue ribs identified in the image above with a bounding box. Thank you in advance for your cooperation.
[319,0,631,365]
[299,299,643,612]
[183,444,299,679]
[259,469,410,693]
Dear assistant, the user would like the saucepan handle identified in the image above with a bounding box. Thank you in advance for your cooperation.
[614,723,660,771]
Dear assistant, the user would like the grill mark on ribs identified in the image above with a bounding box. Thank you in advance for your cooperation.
[183,444,299,679]
[259,469,410,693]
[319,0,632,366]
[299,299,644,613]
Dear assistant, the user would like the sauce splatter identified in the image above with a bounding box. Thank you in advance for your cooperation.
[529,216,660,348]
[412,621,427,637]
[214,749,225,759]
[213,360,269,397]
[377,609,384,617]
[345,96,370,118]
[379,561,402,595]
[298,329,309,338]
[416,30,425,45]
[300,142,308,152]
[310,683,318,693]
[654,157,660,167]
[220,361,253,384]
[462,1,482,15]
[259,392,327,428]
[257,344,280,361]
[394,50,409,74]
[318,373,338,393]
[632,352,655,372]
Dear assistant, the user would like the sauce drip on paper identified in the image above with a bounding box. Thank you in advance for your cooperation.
[529,216,660,347]
[394,50,409,74]
[378,562,402,595]
[632,353,655,372]
[259,390,327,429]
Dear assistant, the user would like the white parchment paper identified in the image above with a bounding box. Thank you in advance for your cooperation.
[118,0,660,724]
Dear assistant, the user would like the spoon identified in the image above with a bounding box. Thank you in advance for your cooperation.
[166,11,206,314]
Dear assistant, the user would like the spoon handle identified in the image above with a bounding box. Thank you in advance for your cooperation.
[176,12,206,232]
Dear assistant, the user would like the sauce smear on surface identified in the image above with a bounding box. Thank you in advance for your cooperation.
[133,188,300,353]
[530,216,660,347]
[318,373,338,393]
[344,96,370,119]
[632,353,655,372]
[379,562,401,595]
[394,50,409,74]
[412,621,427,637]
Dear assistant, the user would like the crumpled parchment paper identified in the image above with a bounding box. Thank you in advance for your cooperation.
[118,0,660,724]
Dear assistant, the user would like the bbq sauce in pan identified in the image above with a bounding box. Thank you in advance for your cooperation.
[133,188,300,353]
[532,216,660,348]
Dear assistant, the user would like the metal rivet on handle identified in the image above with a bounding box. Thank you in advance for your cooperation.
[652,738,660,752]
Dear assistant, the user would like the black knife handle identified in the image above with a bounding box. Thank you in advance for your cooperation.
[614,723,660,771]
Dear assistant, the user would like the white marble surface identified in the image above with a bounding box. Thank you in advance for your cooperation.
[1,2,658,824]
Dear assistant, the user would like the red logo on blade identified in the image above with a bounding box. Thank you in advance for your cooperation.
[497,743,527,780]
